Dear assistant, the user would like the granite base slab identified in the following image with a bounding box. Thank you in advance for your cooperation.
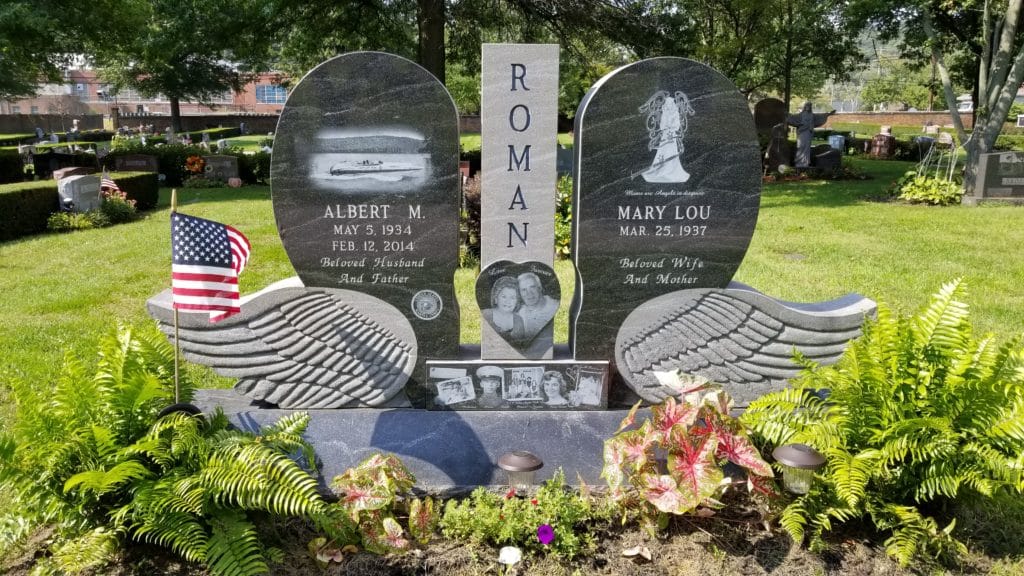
[195,389,642,492]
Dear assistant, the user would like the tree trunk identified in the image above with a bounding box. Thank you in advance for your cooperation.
[782,0,794,110]
[170,97,182,134]
[417,0,445,84]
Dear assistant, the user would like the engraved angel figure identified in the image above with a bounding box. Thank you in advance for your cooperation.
[640,90,695,183]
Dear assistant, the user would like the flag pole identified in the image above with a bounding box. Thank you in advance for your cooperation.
[171,188,180,404]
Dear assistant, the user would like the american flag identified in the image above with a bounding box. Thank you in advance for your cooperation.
[100,169,121,193]
[171,212,251,322]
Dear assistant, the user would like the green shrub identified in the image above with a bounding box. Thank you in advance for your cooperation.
[994,134,1024,151]
[741,280,1024,566]
[47,210,107,231]
[0,133,35,146]
[99,188,138,224]
[183,176,227,188]
[441,470,614,559]
[555,175,572,259]
[110,170,160,210]
[0,148,23,183]
[104,142,206,186]
[0,324,328,576]
[891,170,963,205]
[0,180,58,241]
[461,174,481,265]
[76,130,115,143]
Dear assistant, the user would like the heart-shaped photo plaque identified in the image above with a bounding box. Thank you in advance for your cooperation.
[476,260,560,354]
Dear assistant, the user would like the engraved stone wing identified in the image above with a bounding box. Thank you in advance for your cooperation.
[615,284,875,407]
[147,285,415,408]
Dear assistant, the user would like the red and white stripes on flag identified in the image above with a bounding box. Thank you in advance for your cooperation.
[171,212,251,322]
[100,169,121,193]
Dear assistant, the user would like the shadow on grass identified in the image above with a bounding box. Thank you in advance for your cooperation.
[955,491,1024,560]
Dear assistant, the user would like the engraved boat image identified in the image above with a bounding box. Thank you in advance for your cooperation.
[329,159,422,175]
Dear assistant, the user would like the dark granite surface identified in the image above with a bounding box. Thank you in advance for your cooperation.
[974,151,1024,199]
[753,98,787,137]
[569,57,761,361]
[114,154,159,172]
[271,52,462,404]
[195,388,636,490]
[203,154,239,180]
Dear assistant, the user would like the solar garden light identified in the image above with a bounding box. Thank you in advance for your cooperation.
[772,443,825,494]
[498,450,543,494]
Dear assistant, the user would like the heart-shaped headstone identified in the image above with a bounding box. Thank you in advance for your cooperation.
[476,260,560,355]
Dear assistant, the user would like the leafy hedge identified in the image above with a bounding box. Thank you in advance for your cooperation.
[104,143,270,186]
[74,130,115,143]
[0,133,35,146]
[111,170,160,210]
[0,171,158,241]
[0,149,24,184]
[0,180,59,241]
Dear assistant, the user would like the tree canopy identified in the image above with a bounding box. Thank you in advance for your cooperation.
[89,0,283,131]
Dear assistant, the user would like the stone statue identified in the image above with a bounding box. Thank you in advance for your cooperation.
[786,102,835,168]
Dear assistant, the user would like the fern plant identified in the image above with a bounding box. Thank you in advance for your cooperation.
[0,324,329,576]
[742,279,1024,565]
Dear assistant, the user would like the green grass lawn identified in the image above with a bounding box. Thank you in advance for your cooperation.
[460,133,573,152]
[221,134,270,152]
[1,158,1022,390]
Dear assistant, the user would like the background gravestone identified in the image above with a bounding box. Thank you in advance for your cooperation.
[971,151,1024,203]
[52,166,95,181]
[58,174,101,211]
[114,154,159,172]
[203,154,239,181]
[753,98,787,139]
[570,57,761,365]
[271,52,462,405]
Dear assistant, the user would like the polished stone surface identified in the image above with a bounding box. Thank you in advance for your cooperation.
[570,57,761,362]
[194,388,636,490]
[148,277,417,409]
[203,154,239,180]
[271,52,462,405]
[970,151,1024,204]
[480,44,559,268]
[753,98,787,137]
[614,281,875,407]
[114,154,159,172]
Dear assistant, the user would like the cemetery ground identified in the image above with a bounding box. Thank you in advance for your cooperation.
[2,158,1024,575]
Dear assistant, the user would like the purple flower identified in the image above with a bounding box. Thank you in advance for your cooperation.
[537,524,554,545]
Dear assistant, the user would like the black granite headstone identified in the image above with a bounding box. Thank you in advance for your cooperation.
[753,98,787,138]
[570,57,761,362]
[202,154,239,181]
[974,151,1024,200]
[271,52,462,405]
[812,145,841,171]
[114,154,159,172]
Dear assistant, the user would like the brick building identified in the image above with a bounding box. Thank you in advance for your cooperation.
[0,69,290,117]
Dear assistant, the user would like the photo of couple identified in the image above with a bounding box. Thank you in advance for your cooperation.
[480,270,559,352]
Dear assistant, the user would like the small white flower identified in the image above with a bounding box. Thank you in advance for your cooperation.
[498,546,522,565]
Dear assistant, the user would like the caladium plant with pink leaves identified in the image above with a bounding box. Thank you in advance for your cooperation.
[602,372,777,533]
[326,453,440,554]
